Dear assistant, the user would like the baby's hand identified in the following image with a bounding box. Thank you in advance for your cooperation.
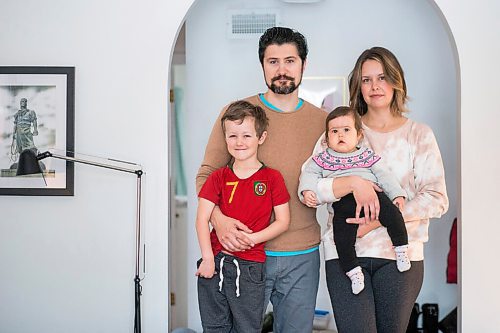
[393,196,405,211]
[302,190,318,207]
[195,258,216,279]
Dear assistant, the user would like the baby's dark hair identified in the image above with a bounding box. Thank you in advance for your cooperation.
[325,106,362,139]
[221,100,269,138]
[258,27,308,65]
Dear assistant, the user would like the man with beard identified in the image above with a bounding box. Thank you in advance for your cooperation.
[196,27,327,333]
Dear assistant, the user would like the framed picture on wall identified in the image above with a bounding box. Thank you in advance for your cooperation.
[299,76,348,112]
[0,66,75,196]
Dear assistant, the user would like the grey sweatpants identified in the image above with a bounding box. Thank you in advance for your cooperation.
[263,250,320,333]
[197,252,265,333]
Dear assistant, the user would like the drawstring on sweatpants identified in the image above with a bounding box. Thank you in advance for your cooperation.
[218,256,225,292]
[233,259,240,297]
[218,256,241,297]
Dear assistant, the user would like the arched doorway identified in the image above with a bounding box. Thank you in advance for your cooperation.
[169,1,459,331]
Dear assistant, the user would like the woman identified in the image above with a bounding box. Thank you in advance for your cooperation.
[315,47,449,332]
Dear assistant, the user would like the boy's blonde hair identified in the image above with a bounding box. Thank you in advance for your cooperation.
[221,100,269,138]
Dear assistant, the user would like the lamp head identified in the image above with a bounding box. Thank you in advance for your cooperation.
[16,150,50,176]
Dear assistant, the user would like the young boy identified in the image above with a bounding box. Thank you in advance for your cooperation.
[196,100,290,333]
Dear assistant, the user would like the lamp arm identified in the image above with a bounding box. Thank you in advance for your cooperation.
[41,151,143,176]
[42,151,145,274]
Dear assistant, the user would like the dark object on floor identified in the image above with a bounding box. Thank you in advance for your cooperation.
[406,303,420,333]
[438,307,457,333]
[422,303,439,333]
[262,312,273,333]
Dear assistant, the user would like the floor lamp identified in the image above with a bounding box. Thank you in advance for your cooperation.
[16,149,145,333]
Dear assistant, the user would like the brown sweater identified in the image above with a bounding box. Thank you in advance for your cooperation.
[196,94,327,252]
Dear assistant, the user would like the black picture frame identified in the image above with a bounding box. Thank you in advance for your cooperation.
[0,66,75,196]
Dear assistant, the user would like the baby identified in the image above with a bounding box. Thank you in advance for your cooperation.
[299,106,410,294]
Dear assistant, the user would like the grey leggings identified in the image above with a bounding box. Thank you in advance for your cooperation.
[325,258,423,333]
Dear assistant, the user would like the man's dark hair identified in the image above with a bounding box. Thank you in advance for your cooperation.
[258,27,308,65]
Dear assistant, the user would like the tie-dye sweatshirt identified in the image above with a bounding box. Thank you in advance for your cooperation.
[313,118,449,261]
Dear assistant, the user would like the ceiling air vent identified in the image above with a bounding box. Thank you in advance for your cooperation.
[227,9,281,39]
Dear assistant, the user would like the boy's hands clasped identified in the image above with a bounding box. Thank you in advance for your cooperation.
[211,207,254,252]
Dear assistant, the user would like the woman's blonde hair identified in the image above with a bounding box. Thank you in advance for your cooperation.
[348,47,409,116]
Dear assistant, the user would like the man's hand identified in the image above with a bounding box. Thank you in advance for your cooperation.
[211,207,254,252]
[301,190,318,207]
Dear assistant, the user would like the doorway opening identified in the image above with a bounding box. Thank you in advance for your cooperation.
[168,1,460,331]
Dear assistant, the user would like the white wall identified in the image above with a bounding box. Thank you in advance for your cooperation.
[436,1,500,331]
[0,0,499,332]
[183,0,458,330]
[0,0,190,332]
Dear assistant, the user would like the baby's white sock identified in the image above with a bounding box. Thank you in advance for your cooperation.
[346,266,365,295]
[394,245,411,272]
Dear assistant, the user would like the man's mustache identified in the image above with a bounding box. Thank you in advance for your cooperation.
[272,75,294,82]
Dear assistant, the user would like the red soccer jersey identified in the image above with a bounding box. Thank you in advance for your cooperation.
[198,166,290,262]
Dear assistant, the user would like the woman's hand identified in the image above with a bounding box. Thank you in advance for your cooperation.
[211,207,254,252]
[347,219,382,237]
[351,177,382,223]
[393,196,405,211]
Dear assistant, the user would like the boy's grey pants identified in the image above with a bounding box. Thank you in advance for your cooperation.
[197,252,265,333]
